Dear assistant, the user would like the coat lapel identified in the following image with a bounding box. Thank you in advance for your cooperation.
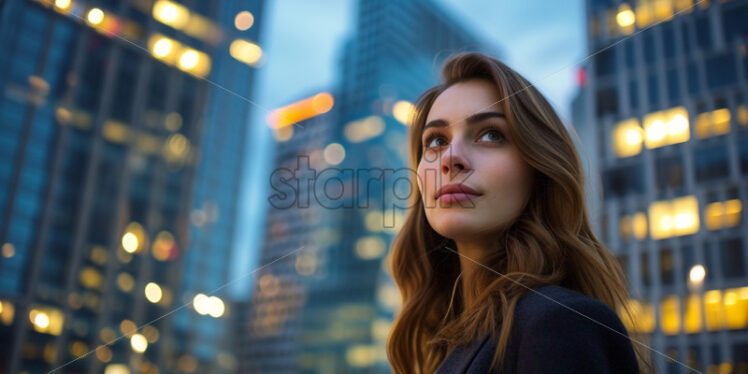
[434,335,490,374]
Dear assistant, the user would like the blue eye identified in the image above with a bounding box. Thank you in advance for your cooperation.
[422,126,505,151]
[479,128,505,143]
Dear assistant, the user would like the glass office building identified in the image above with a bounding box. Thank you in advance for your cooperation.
[239,0,497,372]
[583,0,748,372]
[0,0,264,373]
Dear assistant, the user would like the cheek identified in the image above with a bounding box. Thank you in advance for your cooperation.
[482,154,534,196]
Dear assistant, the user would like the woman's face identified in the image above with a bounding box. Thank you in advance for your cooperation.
[417,79,535,242]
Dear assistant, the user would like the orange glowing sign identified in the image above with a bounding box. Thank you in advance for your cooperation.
[266,93,334,129]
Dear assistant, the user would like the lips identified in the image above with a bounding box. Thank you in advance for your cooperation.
[435,183,482,200]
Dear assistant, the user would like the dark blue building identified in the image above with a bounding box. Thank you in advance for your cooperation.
[583,0,748,372]
[0,0,264,372]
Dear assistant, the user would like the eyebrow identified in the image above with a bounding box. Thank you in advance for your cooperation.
[422,111,506,135]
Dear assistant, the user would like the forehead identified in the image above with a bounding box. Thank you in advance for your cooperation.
[426,79,503,123]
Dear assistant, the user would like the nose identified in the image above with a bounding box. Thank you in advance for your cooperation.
[440,141,470,178]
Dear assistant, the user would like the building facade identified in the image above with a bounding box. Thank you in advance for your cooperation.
[0,0,264,373]
[584,0,748,372]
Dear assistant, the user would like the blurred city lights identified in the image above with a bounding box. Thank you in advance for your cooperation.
[104,364,130,374]
[176,49,210,77]
[152,231,177,261]
[152,38,173,58]
[164,112,183,131]
[344,116,385,143]
[229,39,263,66]
[208,296,225,318]
[147,35,211,77]
[144,282,163,304]
[116,272,135,292]
[234,11,255,30]
[266,92,334,129]
[53,0,71,11]
[392,100,415,125]
[1,243,14,258]
[33,312,49,328]
[192,293,225,318]
[87,8,104,26]
[142,325,160,343]
[258,274,280,297]
[272,125,293,142]
[121,233,139,253]
[130,333,148,353]
[616,4,636,30]
[690,265,706,286]
[178,50,199,70]
[696,108,732,139]
[323,143,345,165]
[152,0,190,29]
[79,267,103,289]
[120,319,137,337]
[643,106,690,149]
[28,307,63,335]
[193,294,209,315]
[295,253,317,275]
[648,195,700,240]
[150,0,221,43]
[95,345,113,363]
[612,118,643,157]
[355,236,386,259]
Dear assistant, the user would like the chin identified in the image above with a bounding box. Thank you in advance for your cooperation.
[430,215,484,240]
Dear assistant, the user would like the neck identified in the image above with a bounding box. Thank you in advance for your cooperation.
[453,240,489,310]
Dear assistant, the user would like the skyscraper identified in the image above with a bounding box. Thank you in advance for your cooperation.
[240,0,497,372]
[0,0,265,373]
[584,0,748,372]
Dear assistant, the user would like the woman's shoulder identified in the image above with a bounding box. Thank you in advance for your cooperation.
[508,284,640,373]
[513,284,623,329]
[440,284,640,373]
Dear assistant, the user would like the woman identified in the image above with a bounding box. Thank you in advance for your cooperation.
[385,52,654,373]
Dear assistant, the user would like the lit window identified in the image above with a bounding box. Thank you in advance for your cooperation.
[643,106,689,149]
[660,295,680,335]
[652,0,674,21]
[704,290,725,331]
[152,0,189,29]
[29,306,64,335]
[632,212,648,239]
[649,195,700,239]
[613,118,643,157]
[616,3,636,35]
[635,0,654,28]
[723,287,748,330]
[683,293,702,333]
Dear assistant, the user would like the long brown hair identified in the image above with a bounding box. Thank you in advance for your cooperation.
[385,52,654,373]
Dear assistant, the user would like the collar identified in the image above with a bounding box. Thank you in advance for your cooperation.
[434,335,491,374]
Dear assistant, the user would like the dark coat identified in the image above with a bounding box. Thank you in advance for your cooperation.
[434,284,641,374]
